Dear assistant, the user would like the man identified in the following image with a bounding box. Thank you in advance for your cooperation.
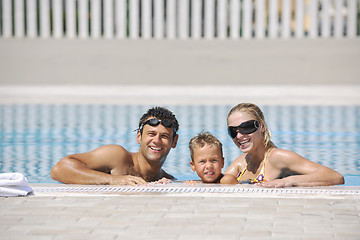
[51,107,179,185]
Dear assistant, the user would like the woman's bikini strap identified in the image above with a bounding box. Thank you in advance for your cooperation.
[236,165,247,181]
[259,147,272,174]
[236,147,272,182]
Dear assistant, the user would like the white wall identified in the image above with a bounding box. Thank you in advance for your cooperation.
[1,39,359,85]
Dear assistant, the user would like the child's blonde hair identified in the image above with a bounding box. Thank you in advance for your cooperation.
[227,103,276,148]
[189,131,223,161]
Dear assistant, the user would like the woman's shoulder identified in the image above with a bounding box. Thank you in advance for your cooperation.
[268,148,305,168]
[231,154,247,164]
[225,154,246,176]
[271,148,301,158]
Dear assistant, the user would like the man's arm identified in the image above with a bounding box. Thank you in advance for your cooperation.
[51,145,147,185]
[160,169,175,180]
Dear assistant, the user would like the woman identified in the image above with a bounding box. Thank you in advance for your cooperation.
[225,103,344,187]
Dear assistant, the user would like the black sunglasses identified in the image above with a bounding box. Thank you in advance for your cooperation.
[228,120,259,139]
[139,118,177,133]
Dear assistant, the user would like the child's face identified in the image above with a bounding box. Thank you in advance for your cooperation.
[190,144,224,183]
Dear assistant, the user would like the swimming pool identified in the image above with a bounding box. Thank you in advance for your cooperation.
[0,104,359,185]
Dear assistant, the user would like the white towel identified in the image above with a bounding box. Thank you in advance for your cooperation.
[0,172,33,197]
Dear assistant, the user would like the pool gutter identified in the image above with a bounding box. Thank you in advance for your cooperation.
[30,183,360,199]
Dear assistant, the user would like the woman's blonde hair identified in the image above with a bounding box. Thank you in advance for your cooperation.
[227,103,276,148]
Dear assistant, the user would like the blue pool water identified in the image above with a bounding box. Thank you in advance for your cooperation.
[0,104,359,185]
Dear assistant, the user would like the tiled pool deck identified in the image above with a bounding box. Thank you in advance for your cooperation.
[1,183,360,240]
[1,84,360,239]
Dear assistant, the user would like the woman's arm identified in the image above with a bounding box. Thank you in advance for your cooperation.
[260,149,344,188]
[220,174,239,184]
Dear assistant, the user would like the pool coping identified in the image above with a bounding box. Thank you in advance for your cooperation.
[29,183,360,199]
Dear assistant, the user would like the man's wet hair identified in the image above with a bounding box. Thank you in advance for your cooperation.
[138,107,179,137]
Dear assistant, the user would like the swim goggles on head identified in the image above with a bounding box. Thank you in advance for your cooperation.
[228,120,259,138]
[139,118,177,133]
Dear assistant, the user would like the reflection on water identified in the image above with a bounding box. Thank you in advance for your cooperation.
[0,104,359,185]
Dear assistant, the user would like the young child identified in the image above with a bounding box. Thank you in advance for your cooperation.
[187,131,238,184]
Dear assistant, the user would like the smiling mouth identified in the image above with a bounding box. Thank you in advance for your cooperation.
[204,171,215,176]
[150,146,162,151]
[239,139,250,146]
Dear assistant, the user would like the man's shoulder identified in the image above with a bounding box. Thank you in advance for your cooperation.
[93,144,131,158]
[97,144,127,150]
[93,144,135,168]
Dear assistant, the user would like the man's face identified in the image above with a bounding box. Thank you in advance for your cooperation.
[190,144,224,183]
[137,119,178,164]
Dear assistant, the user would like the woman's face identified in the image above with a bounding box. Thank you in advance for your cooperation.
[227,111,264,152]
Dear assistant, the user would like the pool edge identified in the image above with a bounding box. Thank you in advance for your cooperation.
[29,183,360,199]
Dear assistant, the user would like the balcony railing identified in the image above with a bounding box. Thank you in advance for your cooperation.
[0,0,359,39]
